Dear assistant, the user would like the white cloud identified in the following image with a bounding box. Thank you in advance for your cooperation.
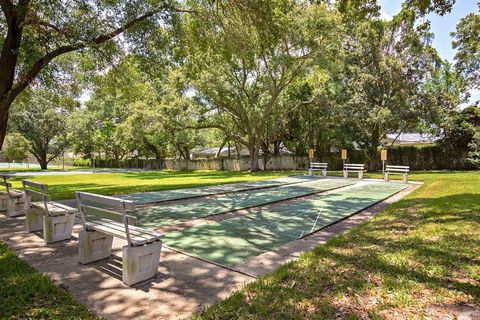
[379,11,393,21]
[470,89,480,96]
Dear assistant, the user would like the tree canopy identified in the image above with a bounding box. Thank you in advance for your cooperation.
[2,0,476,171]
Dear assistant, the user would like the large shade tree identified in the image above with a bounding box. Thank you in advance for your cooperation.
[0,0,191,149]
[9,88,77,169]
[336,10,455,170]
[180,0,341,171]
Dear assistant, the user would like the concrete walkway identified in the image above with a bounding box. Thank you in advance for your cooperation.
[0,216,252,319]
[0,182,420,319]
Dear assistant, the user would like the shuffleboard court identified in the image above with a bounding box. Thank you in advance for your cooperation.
[164,181,408,267]
[118,175,317,204]
[138,179,355,227]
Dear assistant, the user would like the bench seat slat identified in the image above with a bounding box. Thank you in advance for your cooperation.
[85,220,161,246]
[31,201,76,216]
[93,217,162,239]
[9,189,23,198]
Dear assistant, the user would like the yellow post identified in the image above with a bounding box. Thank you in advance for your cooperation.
[341,149,347,160]
[381,149,387,173]
[381,149,387,161]
[308,148,314,159]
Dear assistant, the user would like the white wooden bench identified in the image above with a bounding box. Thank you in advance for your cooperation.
[384,165,410,183]
[308,162,328,177]
[76,191,163,286]
[0,175,25,217]
[343,163,365,179]
[23,180,76,243]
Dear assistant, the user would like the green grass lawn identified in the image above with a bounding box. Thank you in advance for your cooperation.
[197,171,480,319]
[1,170,478,319]
[8,170,302,200]
[0,242,97,318]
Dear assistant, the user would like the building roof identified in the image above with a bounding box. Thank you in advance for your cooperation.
[385,133,441,144]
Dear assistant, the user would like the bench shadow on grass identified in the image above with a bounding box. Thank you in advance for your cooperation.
[230,192,480,318]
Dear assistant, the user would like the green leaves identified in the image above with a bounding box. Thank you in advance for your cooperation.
[8,88,78,168]
[3,133,30,162]
[179,1,341,167]
[452,5,480,89]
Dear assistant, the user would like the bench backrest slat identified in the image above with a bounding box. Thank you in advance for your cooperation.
[344,164,365,169]
[76,192,135,211]
[22,180,49,213]
[385,165,410,173]
[386,165,409,169]
[76,191,137,246]
[80,204,138,226]
[310,162,327,167]
[23,180,49,191]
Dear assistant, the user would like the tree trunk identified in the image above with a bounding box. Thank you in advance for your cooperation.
[0,3,27,149]
[0,99,11,149]
[366,126,381,171]
[366,142,379,171]
[216,139,227,158]
[249,145,261,172]
[32,151,48,170]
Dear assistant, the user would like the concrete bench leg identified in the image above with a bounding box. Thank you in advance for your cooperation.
[307,169,313,176]
[322,169,327,177]
[358,171,364,179]
[43,213,75,244]
[25,207,44,232]
[79,230,114,264]
[403,173,408,183]
[343,170,348,178]
[0,194,8,211]
[7,197,25,217]
[384,172,389,182]
[122,241,162,286]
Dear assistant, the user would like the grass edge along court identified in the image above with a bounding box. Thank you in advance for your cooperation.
[196,171,480,319]
[0,171,479,319]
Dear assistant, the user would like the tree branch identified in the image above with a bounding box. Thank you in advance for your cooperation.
[9,8,162,101]
[21,15,67,35]
[0,0,13,19]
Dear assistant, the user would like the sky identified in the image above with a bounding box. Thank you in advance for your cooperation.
[379,0,479,105]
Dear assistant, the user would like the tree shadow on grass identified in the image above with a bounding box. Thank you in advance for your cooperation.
[199,192,480,319]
